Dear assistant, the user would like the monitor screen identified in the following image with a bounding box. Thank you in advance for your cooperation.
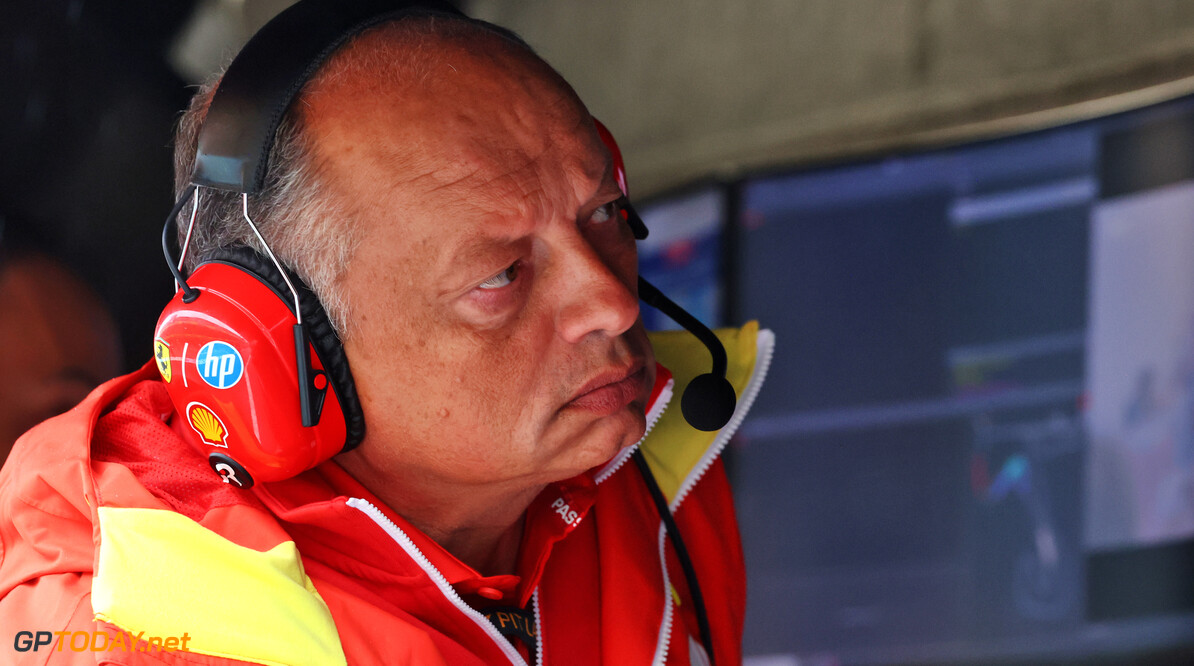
[729,95,1194,664]
[637,188,727,332]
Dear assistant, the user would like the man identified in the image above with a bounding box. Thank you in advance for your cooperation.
[0,7,771,665]
[0,243,121,460]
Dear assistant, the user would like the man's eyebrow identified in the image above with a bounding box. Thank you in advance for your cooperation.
[584,169,625,206]
[437,232,522,288]
[450,235,515,265]
[595,180,625,201]
[596,152,622,198]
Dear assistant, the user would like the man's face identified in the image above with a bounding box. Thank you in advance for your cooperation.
[318,40,655,490]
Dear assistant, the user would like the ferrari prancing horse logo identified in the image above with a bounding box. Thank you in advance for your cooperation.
[154,339,171,383]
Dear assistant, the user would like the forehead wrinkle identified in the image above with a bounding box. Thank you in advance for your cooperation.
[439,139,558,229]
[484,126,608,213]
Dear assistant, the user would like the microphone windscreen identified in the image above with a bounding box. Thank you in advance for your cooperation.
[681,373,738,432]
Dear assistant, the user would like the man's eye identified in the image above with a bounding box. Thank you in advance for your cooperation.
[590,200,619,224]
[478,262,519,290]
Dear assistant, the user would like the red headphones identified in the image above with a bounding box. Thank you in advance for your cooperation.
[152,1,472,488]
[154,243,363,487]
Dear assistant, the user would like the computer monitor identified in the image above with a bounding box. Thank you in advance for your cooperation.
[722,94,1194,664]
[637,187,727,332]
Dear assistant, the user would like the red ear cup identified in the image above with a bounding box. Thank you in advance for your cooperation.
[593,118,628,197]
[154,256,354,487]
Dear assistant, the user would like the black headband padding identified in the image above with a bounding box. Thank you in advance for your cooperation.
[200,246,366,452]
[192,0,465,193]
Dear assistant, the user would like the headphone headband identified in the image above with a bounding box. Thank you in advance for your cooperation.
[192,0,465,193]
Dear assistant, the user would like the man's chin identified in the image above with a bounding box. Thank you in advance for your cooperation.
[547,407,646,477]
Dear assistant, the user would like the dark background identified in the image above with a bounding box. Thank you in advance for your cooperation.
[1,0,198,369]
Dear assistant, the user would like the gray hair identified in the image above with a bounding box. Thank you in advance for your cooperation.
[172,73,358,335]
[171,13,537,338]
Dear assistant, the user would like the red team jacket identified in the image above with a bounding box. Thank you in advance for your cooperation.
[0,324,772,665]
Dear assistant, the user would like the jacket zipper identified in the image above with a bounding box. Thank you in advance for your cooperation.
[532,588,544,666]
[650,525,676,666]
[345,497,528,666]
[648,329,776,664]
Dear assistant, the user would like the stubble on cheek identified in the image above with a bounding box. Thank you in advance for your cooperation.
[453,330,559,448]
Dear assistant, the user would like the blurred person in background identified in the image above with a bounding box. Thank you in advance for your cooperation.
[0,221,121,461]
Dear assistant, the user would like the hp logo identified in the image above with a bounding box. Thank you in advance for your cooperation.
[196,341,244,389]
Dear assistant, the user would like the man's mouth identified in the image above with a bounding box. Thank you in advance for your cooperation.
[566,363,647,415]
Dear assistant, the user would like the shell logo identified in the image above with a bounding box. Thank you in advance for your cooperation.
[186,402,229,448]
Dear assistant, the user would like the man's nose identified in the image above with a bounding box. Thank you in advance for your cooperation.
[554,240,640,344]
